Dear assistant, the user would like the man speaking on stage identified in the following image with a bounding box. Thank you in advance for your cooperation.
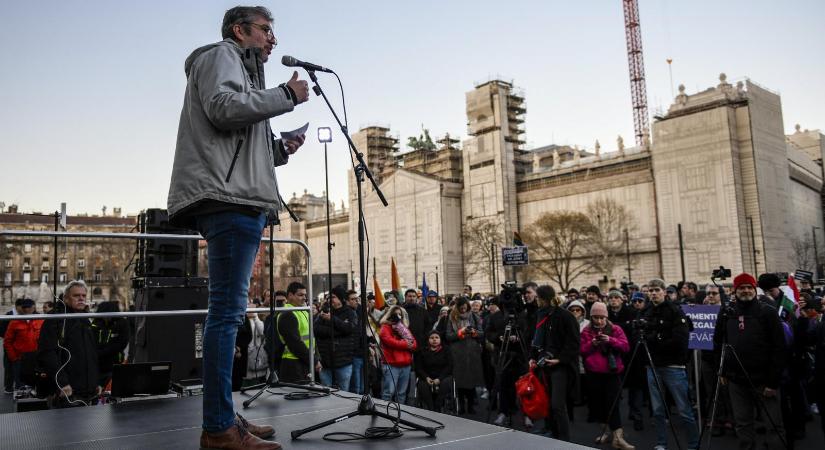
[167,6,309,450]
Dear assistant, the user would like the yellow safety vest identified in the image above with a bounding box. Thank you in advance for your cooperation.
[278,304,311,360]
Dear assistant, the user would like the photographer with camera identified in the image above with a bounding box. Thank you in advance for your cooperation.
[713,273,787,449]
[642,278,699,450]
[314,286,358,391]
[581,302,634,449]
[529,285,580,442]
[485,285,529,427]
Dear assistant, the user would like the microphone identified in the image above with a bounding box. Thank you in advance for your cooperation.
[281,55,333,73]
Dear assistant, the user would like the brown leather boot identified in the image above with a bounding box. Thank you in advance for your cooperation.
[236,413,275,439]
[199,424,282,450]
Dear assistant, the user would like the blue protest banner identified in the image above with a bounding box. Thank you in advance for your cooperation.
[680,304,720,351]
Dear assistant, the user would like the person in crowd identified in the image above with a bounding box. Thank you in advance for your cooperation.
[626,291,649,431]
[379,305,416,403]
[581,302,634,449]
[463,285,473,297]
[530,285,580,442]
[3,298,42,390]
[314,286,357,390]
[584,285,601,316]
[433,306,450,334]
[607,290,634,336]
[232,304,253,391]
[403,288,431,402]
[470,299,483,315]
[485,292,529,427]
[677,281,698,304]
[666,285,678,303]
[643,278,699,450]
[38,280,101,407]
[757,273,785,309]
[424,291,442,326]
[802,296,825,440]
[714,273,786,449]
[415,330,453,412]
[277,282,320,383]
[245,302,269,386]
[567,288,580,304]
[699,283,733,436]
[522,281,540,355]
[1,299,21,394]
[42,301,54,314]
[91,301,129,389]
[345,289,367,395]
[567,300,590,331]
[446,297,485,415]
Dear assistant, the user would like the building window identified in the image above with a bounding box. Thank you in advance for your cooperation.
[3,259,11,268]
[3,272,11,286]
[42,244,50,253]
[41,257,50,270]
[77,258,86,268]
[22,272,31,285]
[41,273,49,284]
[59,272,68,283]
[93,270,103,282]
[59,258,68,268]
[77,272,85,281]
[23,257,31,271]
[24,243,32,253]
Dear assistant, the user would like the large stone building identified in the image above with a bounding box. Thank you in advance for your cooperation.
[268,74,825,294]
[0,206,136,311]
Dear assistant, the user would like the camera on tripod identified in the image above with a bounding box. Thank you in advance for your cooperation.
[499,281,525,313]
[630,318,648,330]
[712,266,732,280]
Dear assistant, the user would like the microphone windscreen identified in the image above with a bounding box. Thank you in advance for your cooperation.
[281,55,298,67]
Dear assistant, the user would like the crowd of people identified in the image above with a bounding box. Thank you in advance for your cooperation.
[227,274,825,450]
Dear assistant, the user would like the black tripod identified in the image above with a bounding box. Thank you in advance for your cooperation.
[600,327,685,450]
[486,312,527,424]
[698,292,787,449]
[290,70,435,440]
[242,210,330,409]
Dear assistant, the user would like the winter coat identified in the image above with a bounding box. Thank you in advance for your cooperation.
[379,315,417,368]
[404,302,432,352]
[415,346,452,381]
[232,317,253,391]
[642,299,690,367]
[314,305,358,369]
[484,309,528,359]
[445,312,485,389]
[713,299,785,389]
[37,303,99,395]
[531,306,581,369]
[4,319,44,362]
[167,39,295,225]
[91,318,129,376]
[580,323,630,374]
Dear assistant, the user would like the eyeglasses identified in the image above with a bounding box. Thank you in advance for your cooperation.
[705,292,719,296]
[246,22,276,40]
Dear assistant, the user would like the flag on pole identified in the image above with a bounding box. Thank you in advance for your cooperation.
[391,257,401,292]
[373,275,386,310]
[421,272,429,303]
[779,276,799,319]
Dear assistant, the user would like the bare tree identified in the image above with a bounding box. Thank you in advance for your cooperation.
[790,236,815,272]
[462,217,504,292]
[279,246,306,278]
[521,211,598,291]
[584,198,637,276]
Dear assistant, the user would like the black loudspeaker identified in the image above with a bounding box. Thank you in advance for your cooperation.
[133,277,208,382]
[135,208,199,278]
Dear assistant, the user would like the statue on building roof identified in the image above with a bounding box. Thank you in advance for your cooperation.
[642,129,651,150]
[552,149,560,169]
[594,140,601,158]
[573,146,581,164]
[617,135,625,154]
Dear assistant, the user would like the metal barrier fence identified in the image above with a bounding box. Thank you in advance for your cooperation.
[0,229,317,381]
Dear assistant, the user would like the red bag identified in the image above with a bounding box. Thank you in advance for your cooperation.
[515,368,549,420]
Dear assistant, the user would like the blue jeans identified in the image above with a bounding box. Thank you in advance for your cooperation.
[196,211,266,433]
[320,364,353,391]
[381,364,411,404]
[350,356,364,394]
[647,366,700,449]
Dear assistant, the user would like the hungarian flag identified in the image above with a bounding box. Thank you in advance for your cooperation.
[373,275,386,310]
[513,231,525,247]
[391,257,401,292]
[421,272,429,303]
[779,276,799,320]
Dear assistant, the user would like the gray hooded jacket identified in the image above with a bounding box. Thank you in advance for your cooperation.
[167,39,294,224]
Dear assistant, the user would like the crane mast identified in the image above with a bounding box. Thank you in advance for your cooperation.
[623,0,649,147]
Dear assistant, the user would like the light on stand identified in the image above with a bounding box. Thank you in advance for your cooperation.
[317,127,332,143]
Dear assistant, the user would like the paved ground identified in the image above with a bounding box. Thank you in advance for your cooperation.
[1,347,822,449]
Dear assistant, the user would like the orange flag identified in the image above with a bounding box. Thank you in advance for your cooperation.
[391,257,401,292]
[373,275,386,310]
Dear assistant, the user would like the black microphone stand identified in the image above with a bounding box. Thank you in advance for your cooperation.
[241,189,330,409]
[290,70,435,440]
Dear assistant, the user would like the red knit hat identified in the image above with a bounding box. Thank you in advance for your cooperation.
[733,273,757,291]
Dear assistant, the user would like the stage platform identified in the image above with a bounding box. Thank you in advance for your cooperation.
[0,389,590,449]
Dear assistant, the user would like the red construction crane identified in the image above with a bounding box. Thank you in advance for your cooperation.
[622,0,649,147]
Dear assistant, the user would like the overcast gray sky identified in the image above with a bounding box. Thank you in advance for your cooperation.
[1,0,822,216]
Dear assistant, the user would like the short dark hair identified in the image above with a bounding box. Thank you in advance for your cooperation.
[404,289,417,297]
[287,281,306,296]
[522,281,538,291]
[274,290,287,298]
[221,6,273,40]
[347,289,358,298]
[331,286,347,302]
[464,284,472,291]
[536,285,556,302]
